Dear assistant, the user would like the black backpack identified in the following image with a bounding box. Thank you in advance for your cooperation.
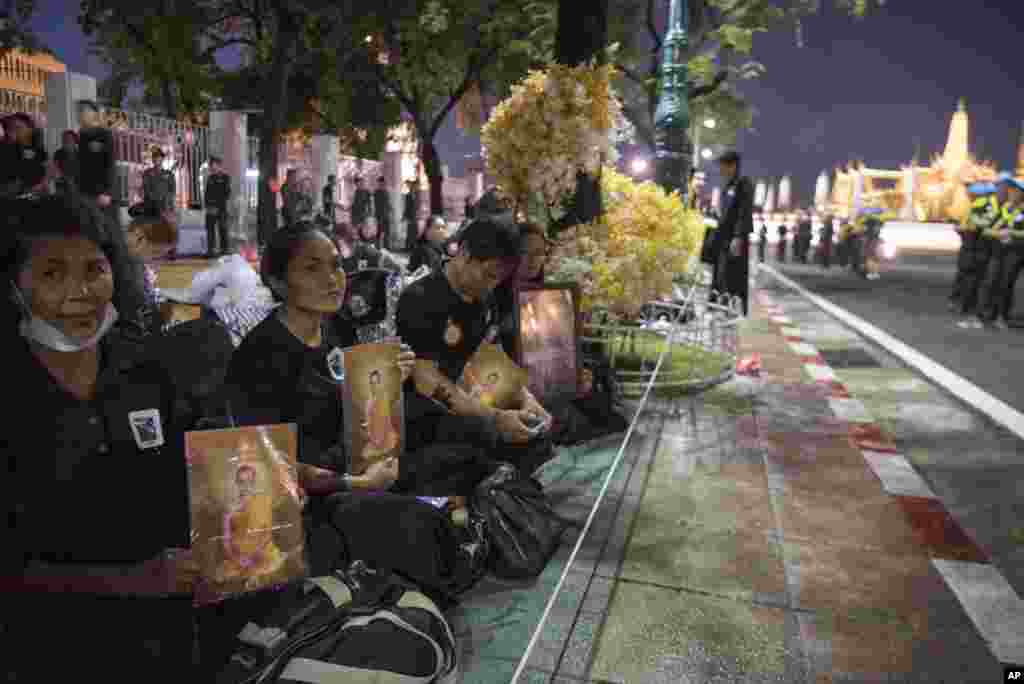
[217,561,457,684]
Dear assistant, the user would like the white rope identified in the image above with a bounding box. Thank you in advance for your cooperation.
[510,284,698,683]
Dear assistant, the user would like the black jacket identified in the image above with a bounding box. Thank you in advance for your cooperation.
[713,175,754,251]
[407,240,446,274]
[77,127,117,197]
[204,171,231,208]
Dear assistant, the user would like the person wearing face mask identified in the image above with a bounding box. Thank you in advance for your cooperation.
[0,113,48,198]
[76,101,119,227]
[53,129,80,195]
[408,215,450,274]
[334,222,404,274]
[1,193,204,680]
[397,218,556,479]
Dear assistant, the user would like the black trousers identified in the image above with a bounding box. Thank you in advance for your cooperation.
[776,240,787,262]
[713,239,750,315]
[960,236,993,316]
[757,240,766,263]
[821,240,833,269]
[986,241,1024,321]
[951,231,979,301]
[980,240,1012,321]
[205,206,230,254]
[377,214,392,250]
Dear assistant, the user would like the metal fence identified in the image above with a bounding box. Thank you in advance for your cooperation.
[102,107,209,208]
[0,88,45,125]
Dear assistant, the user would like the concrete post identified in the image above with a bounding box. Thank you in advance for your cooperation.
[44,71,96,155]
[209,111,249,241]
[381,149,403,246]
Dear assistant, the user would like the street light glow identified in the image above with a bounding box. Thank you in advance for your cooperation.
[704,118,716,129]
[701,148,713,159]
[631,157,648,174]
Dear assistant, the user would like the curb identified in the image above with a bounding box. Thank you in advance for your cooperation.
[757,263,1024,443]
[752,283,1024,669]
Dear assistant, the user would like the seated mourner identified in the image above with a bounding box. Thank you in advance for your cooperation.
[408,214,450,274]
[2,194,202,679]
[494,223,628,444]
[336,221,404,273]
[397,217,556,477]
[202,223,500,670]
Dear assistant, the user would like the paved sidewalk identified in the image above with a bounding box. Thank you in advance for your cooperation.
[534,283,1019,683]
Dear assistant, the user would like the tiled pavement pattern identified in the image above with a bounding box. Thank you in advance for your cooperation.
[499,283,1022,684]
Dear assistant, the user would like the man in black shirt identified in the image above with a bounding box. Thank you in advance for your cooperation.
[53,129,79,195]
[403,178,420,250]
[351,176,372,240]
[204,156,232,256]
[322,174,337,223]
[397,218,555,477]
[374,175,392,250]
[76,101,119,228]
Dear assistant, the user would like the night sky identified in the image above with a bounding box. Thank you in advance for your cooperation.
[29,0,1024,204]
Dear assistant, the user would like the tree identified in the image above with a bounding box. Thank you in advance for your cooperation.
[550,0,608,232]
[610,0,886,156]
[0,0,44,55]
[357,0,554,215]
[79,0,242,118]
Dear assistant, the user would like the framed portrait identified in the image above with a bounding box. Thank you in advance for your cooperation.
[513,284,581,404]
[340,341,405,478]
[459,343,529,410]
[185,424,306,606]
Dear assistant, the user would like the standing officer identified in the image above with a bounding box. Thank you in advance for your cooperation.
[980,176,1024,329]
[958,176,1006,328]
[820,215,835,269]
[757,220,768,263]
[76,101,119,227]
[204,156,232,257]
[951,181,998,312]
[776,221,788,263]
[322,174,337,225]
[351,176,372,241]
[712,151,754,315]
[374,176,392,250]
[403,178,421,250]
[142,147,176,217]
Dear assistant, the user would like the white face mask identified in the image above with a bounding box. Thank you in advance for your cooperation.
[13,283,119,352]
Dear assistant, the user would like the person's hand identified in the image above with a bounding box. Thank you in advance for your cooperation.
[578,368,595,397]
[496,409,533,444]
[362,457,399,491]
[97,194,111,207]
[521,390,553,431]
[396,343,416,382]
[136,548,199,596]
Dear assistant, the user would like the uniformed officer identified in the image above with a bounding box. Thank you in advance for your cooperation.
[76,101,119,227]
[951,181,999,313]
[142,146,176,217]
[3,194,202,680]
[757,221,768,263]
[957,176,1006,328]
[204,156,232,257]
[820,215,835,269]
[979,176,1024,329]
[776,222,788,262]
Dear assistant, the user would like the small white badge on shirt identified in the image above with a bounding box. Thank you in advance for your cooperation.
[128,409,165,450]
[327,347,345,382]
[22,149,35,160]
[89,140,103,152]
[358,259,368,271]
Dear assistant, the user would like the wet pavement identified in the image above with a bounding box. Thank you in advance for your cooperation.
[519,279,1022,684]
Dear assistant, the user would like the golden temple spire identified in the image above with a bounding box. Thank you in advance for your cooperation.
[942,97,969,172]
[1016,120,1024,177]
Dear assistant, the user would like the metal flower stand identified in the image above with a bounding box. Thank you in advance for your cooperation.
[582,283,744,419]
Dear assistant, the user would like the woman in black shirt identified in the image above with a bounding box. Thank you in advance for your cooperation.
[2,194,201,680]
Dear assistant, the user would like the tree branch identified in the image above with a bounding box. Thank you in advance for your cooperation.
[646,0,661,52]
[614,61,647,84]
[690,69,728,99]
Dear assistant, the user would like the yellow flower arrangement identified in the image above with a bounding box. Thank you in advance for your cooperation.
[549,167,705,317]
[481,61,620,215]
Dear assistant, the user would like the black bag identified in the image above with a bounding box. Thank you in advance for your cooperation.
[217,561,457,684]
[472,464,579,580]
[317,492,488,609]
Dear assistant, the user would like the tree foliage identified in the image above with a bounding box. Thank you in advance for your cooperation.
[0,0,44,55]
[355,0,556,214]
[610,0,886,154]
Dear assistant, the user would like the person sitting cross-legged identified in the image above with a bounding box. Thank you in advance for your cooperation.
[397,217,556,480]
